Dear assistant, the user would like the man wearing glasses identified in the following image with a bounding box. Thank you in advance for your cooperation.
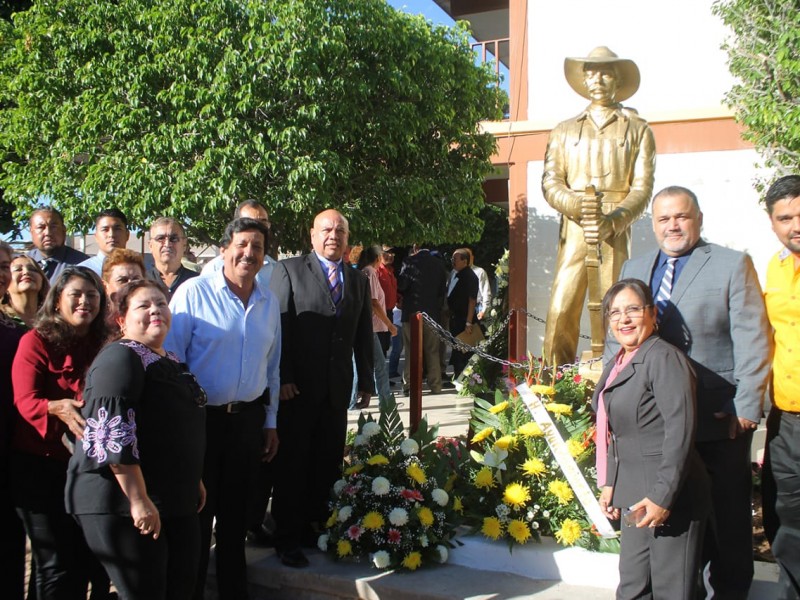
[609,185,771,599]
[147,217,198,299]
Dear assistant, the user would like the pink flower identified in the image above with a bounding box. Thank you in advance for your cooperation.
[388,529,402,544]
[555,371,564,380]
[347,525,363,540]
[343,484,358,496]
[573,374,582,383]
[400,489,424,501]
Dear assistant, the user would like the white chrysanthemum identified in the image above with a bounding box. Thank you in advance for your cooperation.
[371,476,391,496]
[338,506,353,522]
[388,507,409,526]
[419,534,429,548]
[400,438,419,456]
[532,521,540,530]
[362,422,380,438]
[431,488,449,507]
[436,545,449,563]
[317,534,329,551]
[333,479,347,495]
[542,510,550,518]
[372,550,391,569]
[353,434,366,447]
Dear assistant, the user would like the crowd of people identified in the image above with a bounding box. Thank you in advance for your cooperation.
[0,175,797,600]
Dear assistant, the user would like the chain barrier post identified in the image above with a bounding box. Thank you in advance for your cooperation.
[509,308,520,362]
[409,312,423,433]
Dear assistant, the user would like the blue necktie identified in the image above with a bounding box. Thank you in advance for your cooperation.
[655,258,677,321]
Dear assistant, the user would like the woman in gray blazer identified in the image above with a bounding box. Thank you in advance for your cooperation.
[593,278,710,599]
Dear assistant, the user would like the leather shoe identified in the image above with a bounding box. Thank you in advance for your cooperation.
[278,547,309,568]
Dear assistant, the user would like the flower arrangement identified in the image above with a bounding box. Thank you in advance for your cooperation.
[456,359,620,553]
[319,397,463,570]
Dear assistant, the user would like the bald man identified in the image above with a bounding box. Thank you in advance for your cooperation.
[269,209,374,568]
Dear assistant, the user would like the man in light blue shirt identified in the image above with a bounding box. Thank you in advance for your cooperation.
[201,199,275,286]
[78,208,131,275]
[166,217,280,600]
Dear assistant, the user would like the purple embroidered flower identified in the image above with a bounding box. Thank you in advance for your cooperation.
[81,406,139,463]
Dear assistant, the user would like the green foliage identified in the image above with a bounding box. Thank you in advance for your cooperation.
[713,0,800,179]
[0,0,504,246]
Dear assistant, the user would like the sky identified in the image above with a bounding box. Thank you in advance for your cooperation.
[386,0,456,26]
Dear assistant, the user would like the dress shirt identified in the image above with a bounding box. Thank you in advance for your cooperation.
[765,248,800,412]
[649,249,693,298]
[200,254,275,288]
[165,269,281,428]
[77,253,106,276]
[363,265,388,333]
[471,265,492,315]
[27,246,89,283]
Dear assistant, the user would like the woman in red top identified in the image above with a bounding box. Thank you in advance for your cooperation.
[11,266,111,600]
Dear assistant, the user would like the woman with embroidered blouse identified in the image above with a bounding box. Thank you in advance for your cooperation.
[66,279,206,600]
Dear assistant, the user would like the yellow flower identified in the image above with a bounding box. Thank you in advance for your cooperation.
[325,510,338,528]
[494,435,516,451]
[344,463,364,475]
[566,439,584,458]
[508,519,532,544]
[555,519,583,546]
[471,427,495,444]
[545,402,573,416]
[417,506,434,528]
[367,454,389,465]
[444,473,457,492]
[517,422,544,437]
[453,496,464,513]
[503,482,531,508]
[489,401,510,414]
[548,480,574,505]
[337,539,353,557]
[402,551,422,570]
[473,467,495,489]
[529,384,556,396]
[481,516,503,540]
[520,458,547,477]
[406,463,426,485]
[362,511,385,530]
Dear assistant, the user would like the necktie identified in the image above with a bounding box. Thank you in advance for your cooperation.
[39,258,55,279]
[328,263,342,308]
[655,257,678,320]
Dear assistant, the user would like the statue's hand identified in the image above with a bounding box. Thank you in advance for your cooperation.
[596,216,615,242]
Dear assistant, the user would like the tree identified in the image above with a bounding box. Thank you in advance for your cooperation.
[0,0,504,248]
[713,0,800,179]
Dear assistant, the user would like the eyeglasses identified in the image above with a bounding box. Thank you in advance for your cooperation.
[179,371,208,407]
[607,305,650,322]
[152,234,183,245]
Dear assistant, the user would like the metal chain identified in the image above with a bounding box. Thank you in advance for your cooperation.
[416,312,601,373]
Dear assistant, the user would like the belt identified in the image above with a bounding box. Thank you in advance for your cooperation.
[781,409,800,419]
[207,400,262,415]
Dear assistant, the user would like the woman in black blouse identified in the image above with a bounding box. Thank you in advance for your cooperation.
[66,279,206,600]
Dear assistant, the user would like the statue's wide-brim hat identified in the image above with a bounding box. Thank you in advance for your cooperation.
[564,46,640,102]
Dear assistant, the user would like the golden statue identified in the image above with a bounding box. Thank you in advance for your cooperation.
[541,46,655,368]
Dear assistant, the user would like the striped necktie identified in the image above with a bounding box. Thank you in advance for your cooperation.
[328,263,342,308]
[655,257,678,320]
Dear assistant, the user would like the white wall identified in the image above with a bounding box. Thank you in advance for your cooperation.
[525,149,778,356]
[527,0,736,124]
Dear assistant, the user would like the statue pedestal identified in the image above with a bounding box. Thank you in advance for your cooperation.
[579,350,604,384]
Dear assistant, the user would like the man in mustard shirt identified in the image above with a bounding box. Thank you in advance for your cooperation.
[763,174,800,600]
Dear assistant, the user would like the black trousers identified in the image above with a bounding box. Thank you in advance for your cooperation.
[272,394,347,551]
[766,408,800,600]
[1,460,26,600]
[11,452,109,600]
[696,432,755,599]
[193,404,265,600]
[77,513,199,600]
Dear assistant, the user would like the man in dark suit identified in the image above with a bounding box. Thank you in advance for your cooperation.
[610,185,771,599]
[269,209,374,568]
[27,207,88,283]
[447,248,479,378]
[397,244,447,393]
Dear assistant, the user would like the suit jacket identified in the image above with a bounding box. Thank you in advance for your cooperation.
[593,336,709,517]
[397,250,447,322]
[609,240,771,442]
[270,254,374,410]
